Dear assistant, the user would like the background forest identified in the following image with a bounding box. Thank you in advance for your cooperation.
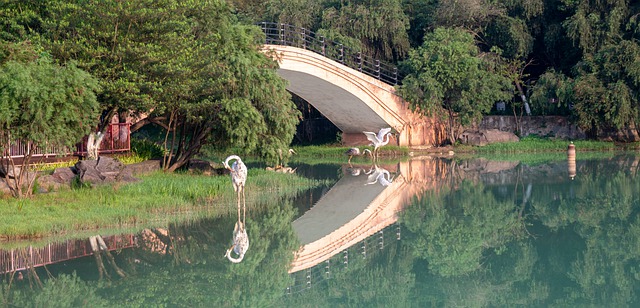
[1,0,639,171]
[234,0,640,141]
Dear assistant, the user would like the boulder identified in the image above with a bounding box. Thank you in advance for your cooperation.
[459,129,520,146]
[51,167,77,184]
[36,174,69,192]
[0,178,10,195]
[188,159,216,175]
[123,159,162,176]
[75,156,139,186]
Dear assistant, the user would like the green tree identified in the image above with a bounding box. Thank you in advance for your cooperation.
[0,43,100,197]
[429,0,504,31]
[263,0,323,30]
[529,69,574,115]
[36,0,299,169]
[397,27,512,144]
[558,0,640,138]
[571,41,640,138]
[319,0,411,62]
[0,0,49,42]
[37,0,164,158]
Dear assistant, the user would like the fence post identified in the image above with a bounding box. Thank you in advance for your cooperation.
[280,23,285,45]
[393,67,398,85]
[339,44,344,64]
[375,60,380,79]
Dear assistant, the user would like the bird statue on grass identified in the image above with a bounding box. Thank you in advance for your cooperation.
[223,155,247,211]
[363,127,393,160]
[344,147,372,164]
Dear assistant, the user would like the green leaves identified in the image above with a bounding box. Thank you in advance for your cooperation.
[0,51,100,150]
[398,27,512,144]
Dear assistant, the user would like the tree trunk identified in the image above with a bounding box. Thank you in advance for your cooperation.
[515,82,531,115]
[86,132,104,160]
[118,111,129,144]
[447,108,456,145]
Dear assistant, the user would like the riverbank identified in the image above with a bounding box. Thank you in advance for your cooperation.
[290,136,636,161]
[410,135,637,155]
[0,167,326,243]
[1,137,635,241]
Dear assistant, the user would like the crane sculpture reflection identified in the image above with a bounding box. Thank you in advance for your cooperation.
[223,155,249,263]
[364,164,394,187]
[363,127,393,160]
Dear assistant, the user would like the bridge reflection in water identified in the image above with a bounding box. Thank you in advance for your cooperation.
[290,157,448,273]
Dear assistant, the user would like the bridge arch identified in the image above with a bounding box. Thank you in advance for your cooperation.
[260,23,444,147]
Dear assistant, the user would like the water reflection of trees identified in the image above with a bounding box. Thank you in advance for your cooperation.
[2,157,640,306]
[275,156,640,307]
[1,202,300,307]
[403,180,526,277]
[282,238,416,307]
[104,203,299,307]
[268,156,640,306]
[403,156,640,306]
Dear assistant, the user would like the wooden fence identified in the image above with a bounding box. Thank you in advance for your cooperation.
[2,123,130,159]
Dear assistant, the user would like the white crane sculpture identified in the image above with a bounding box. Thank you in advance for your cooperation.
[362,127,393,160]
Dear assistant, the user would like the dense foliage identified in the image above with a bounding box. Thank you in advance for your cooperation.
[0,41,100,197]
[227,0,640,141]
[1,0,301,171]
[397,27,512,144]
[1,0,639,161]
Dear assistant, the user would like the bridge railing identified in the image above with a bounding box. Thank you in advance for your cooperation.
[258,22,401,85]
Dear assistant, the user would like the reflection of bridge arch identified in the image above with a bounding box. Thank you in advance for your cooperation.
[286,223,402,295]
[290,158,448,273]
[260,23,445,147]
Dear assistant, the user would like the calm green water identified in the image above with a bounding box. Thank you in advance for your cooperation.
[1,155,640,307]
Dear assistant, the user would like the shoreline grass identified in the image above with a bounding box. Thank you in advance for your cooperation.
[0,169,327,242]
[458,136,626,153]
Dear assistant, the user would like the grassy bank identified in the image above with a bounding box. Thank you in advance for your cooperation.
[0,169,326,241]
[457,136,630,153]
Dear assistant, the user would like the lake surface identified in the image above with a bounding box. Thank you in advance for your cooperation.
[1,154,640,307]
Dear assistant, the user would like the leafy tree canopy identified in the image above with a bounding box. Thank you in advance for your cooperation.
[27,0,300,169]
[397,27,512,144]
[319,0,411,62]
[0,41,100,197]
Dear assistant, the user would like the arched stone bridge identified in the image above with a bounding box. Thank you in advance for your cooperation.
[260,23,443,147]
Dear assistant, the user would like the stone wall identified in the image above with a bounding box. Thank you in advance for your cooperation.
[479,116,586,139]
